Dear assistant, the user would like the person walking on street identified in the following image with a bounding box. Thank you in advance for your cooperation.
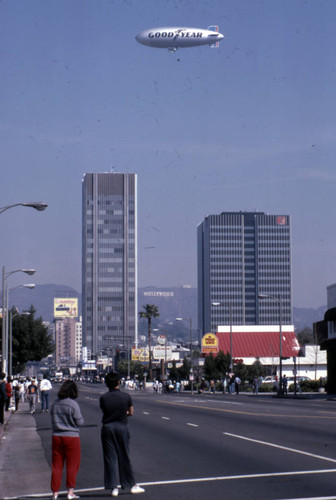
[0,373,6,425]
[50,380,84,500]
[40,373,52,413]
[27,378,38,414]
[100,372,145,497]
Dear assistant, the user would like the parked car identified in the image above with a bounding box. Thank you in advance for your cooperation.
[262,376,277,384]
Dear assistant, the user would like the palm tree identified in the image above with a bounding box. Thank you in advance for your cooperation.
[139,304,159,380]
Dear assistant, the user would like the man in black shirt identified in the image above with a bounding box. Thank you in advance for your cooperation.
[100,372,145,497]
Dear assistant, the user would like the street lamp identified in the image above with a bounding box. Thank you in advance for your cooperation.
[176,317,193,394]
[212,302,233,373]
[1,267,36,373]
[258,293,283,395]
[0,202,48,215]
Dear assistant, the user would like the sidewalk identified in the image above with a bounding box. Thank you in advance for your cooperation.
[0,401,51,499]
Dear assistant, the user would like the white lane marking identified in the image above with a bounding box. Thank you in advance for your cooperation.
[278,496,336,500]
[224,432,336,464]
[187,423,199,427]
[6,470,336,499]
[143,411,150,415]
[162,416,170,420]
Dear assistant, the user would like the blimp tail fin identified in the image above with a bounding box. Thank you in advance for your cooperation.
[208,25,219,32]
[208,25,220,48]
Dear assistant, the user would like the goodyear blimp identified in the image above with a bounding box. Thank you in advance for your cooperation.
[135,25,224,53]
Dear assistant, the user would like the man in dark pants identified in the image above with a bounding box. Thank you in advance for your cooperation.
[100,372,145,497]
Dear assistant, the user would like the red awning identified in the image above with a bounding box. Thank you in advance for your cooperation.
[216,330,300,358]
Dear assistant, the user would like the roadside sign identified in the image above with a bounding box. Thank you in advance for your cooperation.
[153,345,173,361]
[157,334,166,345]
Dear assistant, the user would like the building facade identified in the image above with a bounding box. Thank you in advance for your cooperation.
[82,173,138,357]
[197,212,293,335]
[54,317,82,365]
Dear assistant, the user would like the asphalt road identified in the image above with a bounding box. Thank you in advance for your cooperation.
[33,385,336,500]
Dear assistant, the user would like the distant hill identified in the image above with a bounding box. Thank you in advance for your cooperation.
[8,284,81,323]
[293,305,327,331]
[6,283,326,332]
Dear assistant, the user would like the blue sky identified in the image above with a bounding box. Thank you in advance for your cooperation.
[0,0,335,308]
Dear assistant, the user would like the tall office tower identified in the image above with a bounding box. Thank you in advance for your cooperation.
[82,173,137,357]
[197,212,292,335]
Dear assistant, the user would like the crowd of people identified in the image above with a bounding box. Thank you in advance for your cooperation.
[1,371,145,499]
[0,372,53,420]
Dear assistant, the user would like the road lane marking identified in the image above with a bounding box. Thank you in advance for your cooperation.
[187,423,199,427]
[160,400,336,419]
[162,416,170,420]
[278,496,336,500]
[143,411,150,415]
[6,470,336,499]
[224,432,336,464]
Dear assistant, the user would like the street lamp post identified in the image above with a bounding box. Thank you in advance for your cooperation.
[212,302,233,373]
[258,293,283,395]
[0,200,46,373]
[1,267,36,373]
[176,317,193,394]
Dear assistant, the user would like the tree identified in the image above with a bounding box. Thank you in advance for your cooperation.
[247,359,266,382]
[117,360,145,379]
[297,328,314,346]
[139,304,159,380]
[204,353,221,381]
[215,351,231,376]
[178,357,191,381]
[11,305,54,374]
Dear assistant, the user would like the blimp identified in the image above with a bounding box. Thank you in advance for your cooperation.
[135,25,224,53]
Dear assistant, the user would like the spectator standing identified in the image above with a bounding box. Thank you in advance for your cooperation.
[5,377,13,411]
[282,375,288,395]
[50,380,84,500]
[253,377,259,395]
[40,374,52,413]
[235,375,241,395]
[100,372,145,497]
[27,378,38,414]
[0,373,6,425]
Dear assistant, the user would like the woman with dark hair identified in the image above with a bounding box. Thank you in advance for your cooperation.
[50,380,84,500]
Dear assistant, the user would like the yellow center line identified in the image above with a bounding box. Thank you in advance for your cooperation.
[157,400,336,419]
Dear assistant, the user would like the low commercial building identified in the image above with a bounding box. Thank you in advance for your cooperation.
[214,326,326,380]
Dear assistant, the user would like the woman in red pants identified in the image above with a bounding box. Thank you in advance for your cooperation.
[50,380,84,500]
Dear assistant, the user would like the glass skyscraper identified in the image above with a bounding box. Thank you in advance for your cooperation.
[82,173,137,356]
[197,212,292,335]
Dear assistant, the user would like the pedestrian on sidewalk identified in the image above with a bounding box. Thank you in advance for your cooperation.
[50,380,84,500]
[13,378,22,412]
[0,373,6,425]
[27,378,38,414]
[100,372,145,497]
[40,373,52,413]
[5,377,13,411]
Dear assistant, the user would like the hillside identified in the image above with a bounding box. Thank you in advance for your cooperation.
[6,284,325,332]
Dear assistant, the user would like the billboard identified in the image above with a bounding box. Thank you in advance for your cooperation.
[54,298,78,318]
[201,333,219,354]
[132,347,149,362]
[153,345,173,361]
